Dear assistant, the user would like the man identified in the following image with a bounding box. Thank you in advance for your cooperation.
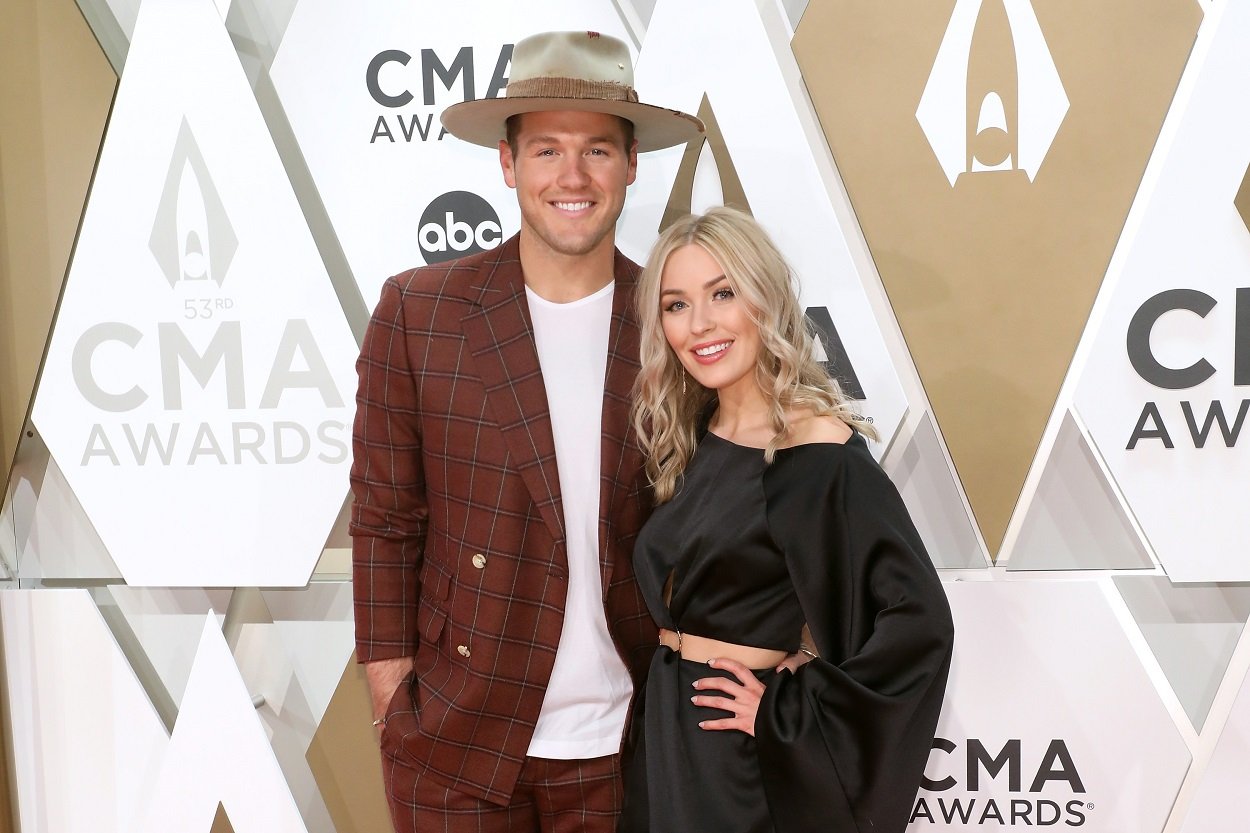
[349,30,703,833]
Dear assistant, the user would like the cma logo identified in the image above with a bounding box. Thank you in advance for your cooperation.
[1126,288,1250,450]
[72,321,348,467]
[916,0,1068,186]
[912,738,1090,827]
[150,119,237,287]
[418,191,503,265]
[368,45,511,144]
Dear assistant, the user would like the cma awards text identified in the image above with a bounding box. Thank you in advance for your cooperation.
[72,319,348,467]
[1125,288,1249,450]
[912,738,1091,828]
[366,45,511,144]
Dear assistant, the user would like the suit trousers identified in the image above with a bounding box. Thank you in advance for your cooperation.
[382,749,623,833]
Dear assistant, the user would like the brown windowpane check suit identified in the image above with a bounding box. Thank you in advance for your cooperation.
[350,234,655,808]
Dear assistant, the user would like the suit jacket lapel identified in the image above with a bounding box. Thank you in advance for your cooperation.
[461,237,567,555]
[598,251,646,592]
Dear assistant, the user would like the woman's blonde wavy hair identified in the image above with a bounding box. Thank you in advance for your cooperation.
[632,207,878,504]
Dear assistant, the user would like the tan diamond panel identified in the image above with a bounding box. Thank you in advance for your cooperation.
[0,1,115,824]
[307,652,393,833]
[793,0,1201,554]
[0,0,116,486]
[209,802,236,833]
[1235,162,1250,234]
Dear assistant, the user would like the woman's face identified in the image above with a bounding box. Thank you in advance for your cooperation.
[659,243,762,400]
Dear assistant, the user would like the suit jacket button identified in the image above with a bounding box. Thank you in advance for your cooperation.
[457,644,471,658]
[472,553,487,569]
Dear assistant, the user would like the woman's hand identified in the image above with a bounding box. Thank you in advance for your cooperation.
[692,658,767,737]
[776,625,819,674]
[775,647,816,675]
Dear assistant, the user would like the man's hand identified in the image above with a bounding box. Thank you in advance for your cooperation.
[365,656,414,741]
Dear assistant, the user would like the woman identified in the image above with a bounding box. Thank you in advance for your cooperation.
[619,207,954,833]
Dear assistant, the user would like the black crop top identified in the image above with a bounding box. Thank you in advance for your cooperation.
[633,431,806,652]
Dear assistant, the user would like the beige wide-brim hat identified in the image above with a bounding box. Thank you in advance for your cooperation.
[441,31,704,153]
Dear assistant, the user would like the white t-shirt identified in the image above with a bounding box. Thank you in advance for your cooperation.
[524,281,633,759]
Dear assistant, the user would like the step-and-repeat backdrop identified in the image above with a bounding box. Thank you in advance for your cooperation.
[2,0,1248,831]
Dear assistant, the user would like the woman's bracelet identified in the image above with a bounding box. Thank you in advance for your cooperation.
[798,644,818,660]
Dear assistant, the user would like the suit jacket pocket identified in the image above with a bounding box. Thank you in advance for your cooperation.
[379,669,416,753]
[416,565,450,645]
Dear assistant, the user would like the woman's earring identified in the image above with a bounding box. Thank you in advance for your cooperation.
[681,373,687,395]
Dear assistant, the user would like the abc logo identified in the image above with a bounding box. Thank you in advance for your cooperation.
[418,191,503,265]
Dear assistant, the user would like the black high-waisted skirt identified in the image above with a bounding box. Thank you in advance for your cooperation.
[619,646,777,833]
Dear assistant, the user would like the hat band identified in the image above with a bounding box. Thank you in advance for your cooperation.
[505,76,641,104]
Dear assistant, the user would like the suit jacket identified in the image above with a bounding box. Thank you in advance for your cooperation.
[350,234,654,805]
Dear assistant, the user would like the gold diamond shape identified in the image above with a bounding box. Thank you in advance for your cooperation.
[1235,162,1250,234]
[307,652,392,832]
[794,0,1202,554]
[209,802,236,833]
[1,0,116,488]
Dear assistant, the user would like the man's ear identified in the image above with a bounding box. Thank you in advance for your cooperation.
[499,139,518,189]
[626,138,639,186]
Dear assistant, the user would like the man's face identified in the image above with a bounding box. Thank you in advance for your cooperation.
[499,110,638,262]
